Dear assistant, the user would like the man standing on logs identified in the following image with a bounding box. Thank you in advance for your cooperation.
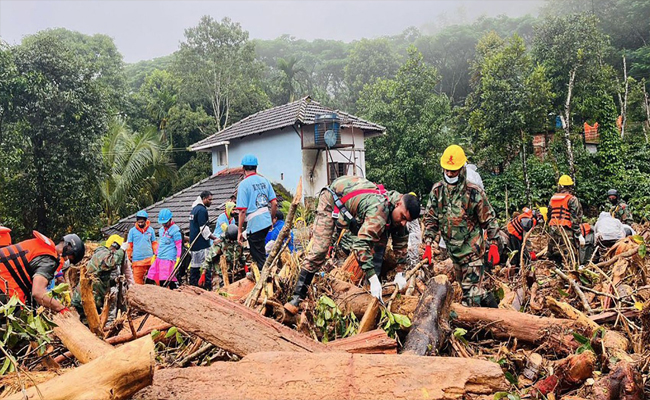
[422,145,501,307]
[547,175,584,267]
[236,154,277,271]
[0,231,85,313]
[284,176,421,315]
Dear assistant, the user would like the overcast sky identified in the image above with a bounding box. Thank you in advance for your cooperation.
[0,0,544,64]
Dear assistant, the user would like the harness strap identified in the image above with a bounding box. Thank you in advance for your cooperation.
[0,250,31,299]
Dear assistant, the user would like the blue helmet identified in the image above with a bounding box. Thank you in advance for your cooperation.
[135,210,148,219]
[241,154,258,167]
[158,208,173,224]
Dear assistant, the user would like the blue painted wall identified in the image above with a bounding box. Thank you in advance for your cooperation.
[212,128,303,193]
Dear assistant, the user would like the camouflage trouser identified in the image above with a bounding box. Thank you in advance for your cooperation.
[549,227,578,266]
[302,190,336,273]
[450,254,486,307]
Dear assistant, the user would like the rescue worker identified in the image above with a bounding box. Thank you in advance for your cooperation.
[214,201,236,238]
[607,189,634,225]
[0,231,85,312]
[148,209,181,289]
[236,154,278,270]
[423,145,501,307]
[126,210,157,285]
[284,175,420,314]
[200,224,245,286]
[505,207,544,268]
[265,210,295,253]
[71,235,125,319]
[547,175,584,267]
[189,191,217,288]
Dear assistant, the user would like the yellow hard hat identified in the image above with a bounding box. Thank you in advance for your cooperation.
[538,207,548,222]
[440,145,467,171]
[106,234,124,248]
[558,174,574,186]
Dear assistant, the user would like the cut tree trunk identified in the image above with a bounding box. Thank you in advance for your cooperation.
[80,264,103,337]
[402,275,453,356]
[128,284,330,356]
[326,329,397,354]
[450,303,590,353]
[51,311,113,363]
[592,361,644,400]
[535,351,596,396]
[357,298,380,333]
[133,351,507,400]
[546,296,600,332]
[6,336,154,400]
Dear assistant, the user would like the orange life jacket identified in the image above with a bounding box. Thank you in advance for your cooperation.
[0,227,11,247]
[0,231,62,303]
[580,223,592,237]
[507,208,536,240]
[549,193,574,228]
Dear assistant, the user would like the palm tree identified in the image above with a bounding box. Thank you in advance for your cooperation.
[100,118,176,224]
[276,57,306,103]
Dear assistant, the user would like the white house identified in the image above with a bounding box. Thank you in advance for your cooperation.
[189,96,386,198]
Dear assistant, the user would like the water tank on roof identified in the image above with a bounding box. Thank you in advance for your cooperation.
[314,113,340,148]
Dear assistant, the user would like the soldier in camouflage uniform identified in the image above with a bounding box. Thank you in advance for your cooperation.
[548,175,584,266]
[423,145,501,307]
[200,224,244,286]
[71,240,125,320]
[607,189,634,225]
[284,176,421,314]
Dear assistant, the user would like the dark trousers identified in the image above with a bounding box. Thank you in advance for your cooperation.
[248,227,271,269]
[145,278,178,290]
[189,266,212,290]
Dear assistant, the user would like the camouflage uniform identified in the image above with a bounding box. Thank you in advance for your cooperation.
[548,190,583,265]
[72,246,125,316]
[201,237,244,277]
[303,176,409,278]
[423,167,500,306]
[610,200,634,225]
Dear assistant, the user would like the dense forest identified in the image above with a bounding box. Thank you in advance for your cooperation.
[1,0,650,240]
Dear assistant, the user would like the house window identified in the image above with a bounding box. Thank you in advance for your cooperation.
[216,150,227,166]
[328,162,352,184]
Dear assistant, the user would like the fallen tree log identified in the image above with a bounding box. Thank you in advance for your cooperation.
[326,329,397,354]
[51,311,113,364]
[402,274,453,356]
[592,361,644,400]
[133,351,507,400]
[326,277,419,318]
[450,303,590,353]
[6,336,154,400]
[128,284,330,356]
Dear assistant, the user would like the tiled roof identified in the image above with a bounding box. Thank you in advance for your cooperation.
[190,96,385,150]
[101,168,245,237]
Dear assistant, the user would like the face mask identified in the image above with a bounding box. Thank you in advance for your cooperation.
[609,197,618,205]
[444,174,459,184]
[63,259,70,270]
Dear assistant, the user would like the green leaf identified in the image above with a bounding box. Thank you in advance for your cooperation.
[324,310,332,320]
[165,326,178,339]
[631,235,644,245]
[504,371,518,385]
[150,330,161,339]
[453,328,467,338]
[638,243,646,259]
[393,313,411,328]
[572,332,590,345]
[51,283,70,294]
[175,331,183,344]
[320,296,336,308]
[493,392,510,400]
[0,357,11,375]
[558,288,570,297]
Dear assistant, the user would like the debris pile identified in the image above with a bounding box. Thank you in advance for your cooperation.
[2,190,649,400]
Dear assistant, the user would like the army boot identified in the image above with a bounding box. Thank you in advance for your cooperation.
[284,269,315,315]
